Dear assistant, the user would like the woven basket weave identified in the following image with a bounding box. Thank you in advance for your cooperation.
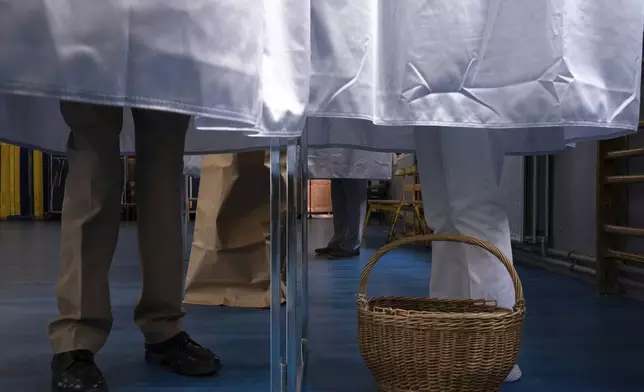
[357,234,526,392]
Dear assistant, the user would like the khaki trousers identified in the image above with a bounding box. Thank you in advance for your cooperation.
[48,101,190,354]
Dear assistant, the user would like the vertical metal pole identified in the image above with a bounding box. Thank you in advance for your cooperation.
[298,130,309,389]
[285,141,299,391]
[543,156,550,239]
[48,155,53,215]
[307,180,312,219]
[531,157,538,243]
[270,140,284,392]
[542,156,550,255]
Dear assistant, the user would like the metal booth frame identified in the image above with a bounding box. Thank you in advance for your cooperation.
[268,131,310,392]
[180,132,310,392]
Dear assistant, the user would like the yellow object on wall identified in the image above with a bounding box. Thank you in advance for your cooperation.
[0,144,10,219]
[11,144,20,216]
[0,143,22,219]
[33,150,44,219]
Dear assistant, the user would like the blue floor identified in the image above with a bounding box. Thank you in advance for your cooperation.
[1,219,644,391]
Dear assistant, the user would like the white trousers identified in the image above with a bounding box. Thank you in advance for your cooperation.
[415,128,515,309]
[328,179,368,251]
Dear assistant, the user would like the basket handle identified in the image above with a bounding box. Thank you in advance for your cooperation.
[358,234,524,309]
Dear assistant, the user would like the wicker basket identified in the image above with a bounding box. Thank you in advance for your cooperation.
[357,234,526,392]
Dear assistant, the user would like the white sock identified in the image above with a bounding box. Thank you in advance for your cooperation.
[504,365,522,383]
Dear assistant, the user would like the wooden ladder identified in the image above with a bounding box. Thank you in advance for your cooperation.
[596,120,644,294]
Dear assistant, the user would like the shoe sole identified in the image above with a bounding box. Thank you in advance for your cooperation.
[145,351,222,377]
[52,381,108,392]
[327,253,360,260]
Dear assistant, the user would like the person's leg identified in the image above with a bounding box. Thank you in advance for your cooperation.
[315,178,347,253]
[342,178,368,251]
[131,108,187,343]
[415,127,513,306]
[415,127,521,381]
[328,179,368,259]
[49,101,124,392]
[131,109,220,376]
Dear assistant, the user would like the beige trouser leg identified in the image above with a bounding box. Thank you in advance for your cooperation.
[49,102,189,353]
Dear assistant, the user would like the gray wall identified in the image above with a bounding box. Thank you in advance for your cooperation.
[551,141,598,256]
[389,139,644,260]
[546,132,644,258]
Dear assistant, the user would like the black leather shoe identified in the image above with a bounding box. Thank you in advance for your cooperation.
[327,248,360,259]
[51,350,107,392]
[145,332,221,377]
[314,247,338,254]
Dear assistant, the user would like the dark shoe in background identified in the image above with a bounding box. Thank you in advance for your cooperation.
[314,247,335,255]
[51,350,107,392]
[145,332,221,377]
[327,249,360,259]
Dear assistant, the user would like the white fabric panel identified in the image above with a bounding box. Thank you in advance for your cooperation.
[0,0,641,155]
[307,148,392,179]
[184,148,391,180]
